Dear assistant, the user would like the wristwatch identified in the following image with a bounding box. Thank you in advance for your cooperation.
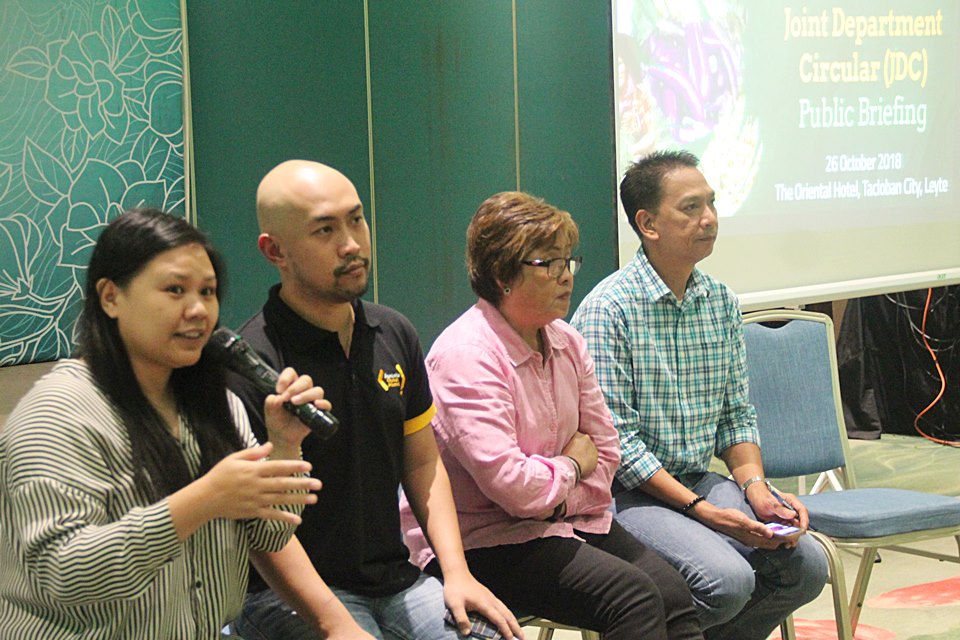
[741,475,798,514]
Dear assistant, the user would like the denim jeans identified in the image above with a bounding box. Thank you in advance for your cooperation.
[234,573,460,640]
[614,472,828,640]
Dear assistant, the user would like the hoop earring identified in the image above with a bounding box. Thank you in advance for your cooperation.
[503,287,511,294]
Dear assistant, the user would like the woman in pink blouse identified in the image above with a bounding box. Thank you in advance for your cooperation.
[401,192,702,639]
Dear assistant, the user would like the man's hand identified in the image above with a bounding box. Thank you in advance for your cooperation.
[324,623,376,640]
[250,539,375,640]
[443,569,524,640]
[744,481,808,530]
[690,501,792,550]
[305,590,377,640]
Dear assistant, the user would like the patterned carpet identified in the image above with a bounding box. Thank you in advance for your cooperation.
[770,537,960,639]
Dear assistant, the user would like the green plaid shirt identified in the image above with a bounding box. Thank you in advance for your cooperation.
[570,246,758,490]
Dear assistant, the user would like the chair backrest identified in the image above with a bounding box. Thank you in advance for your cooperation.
[742,310,855,486]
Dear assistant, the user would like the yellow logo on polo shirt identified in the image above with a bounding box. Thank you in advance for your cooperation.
[378,364,406,395]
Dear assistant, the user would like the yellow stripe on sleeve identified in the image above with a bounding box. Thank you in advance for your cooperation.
[403,404,437,436]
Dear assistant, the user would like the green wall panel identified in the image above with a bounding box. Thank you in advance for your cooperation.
[187,0,370,330]
[2,1,620,364]
[368,2,517,343]
[187,1,618,345]
[516,3,619,304]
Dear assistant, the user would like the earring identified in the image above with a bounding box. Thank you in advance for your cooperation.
[503,287,511,294]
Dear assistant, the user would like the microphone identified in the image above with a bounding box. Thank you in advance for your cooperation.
[207,327,339,440]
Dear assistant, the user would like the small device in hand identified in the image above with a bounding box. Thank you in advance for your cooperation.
[443,609,504,639]
[765,522,805,542]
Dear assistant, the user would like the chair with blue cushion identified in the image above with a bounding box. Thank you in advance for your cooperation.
[742,310,960,640]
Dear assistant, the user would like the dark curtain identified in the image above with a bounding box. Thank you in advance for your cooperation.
[837,287,960,441]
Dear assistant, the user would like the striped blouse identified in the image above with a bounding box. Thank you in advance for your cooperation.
[0,359,299,639]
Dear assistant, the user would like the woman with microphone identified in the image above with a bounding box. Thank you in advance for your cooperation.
[0,209,370,638]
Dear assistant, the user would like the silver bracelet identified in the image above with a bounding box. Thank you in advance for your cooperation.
[740,475,766,492]
[564,455,582,483]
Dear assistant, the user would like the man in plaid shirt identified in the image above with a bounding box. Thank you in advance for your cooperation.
[571,150,826,640]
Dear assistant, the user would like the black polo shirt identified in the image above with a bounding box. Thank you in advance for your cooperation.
[228,285,435,597]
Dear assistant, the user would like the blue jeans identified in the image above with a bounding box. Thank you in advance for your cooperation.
[235,573,460,640]
[614,472,828,640]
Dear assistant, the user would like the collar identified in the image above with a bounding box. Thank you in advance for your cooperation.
[632,246,709,306]
[264,284,380,352]
[475,298,569,366]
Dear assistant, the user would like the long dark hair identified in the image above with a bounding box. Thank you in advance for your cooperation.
[75,208,244,502]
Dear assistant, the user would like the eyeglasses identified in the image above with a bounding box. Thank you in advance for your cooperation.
[520,256,583,279]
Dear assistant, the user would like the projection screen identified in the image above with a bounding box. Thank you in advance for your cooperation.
[612,0,959,310]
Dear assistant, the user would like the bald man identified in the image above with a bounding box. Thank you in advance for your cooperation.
[228,161,522,640]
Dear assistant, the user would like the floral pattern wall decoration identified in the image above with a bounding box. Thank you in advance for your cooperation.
[0,0,184,365]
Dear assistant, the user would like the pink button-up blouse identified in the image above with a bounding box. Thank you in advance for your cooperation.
[401,299,621,569]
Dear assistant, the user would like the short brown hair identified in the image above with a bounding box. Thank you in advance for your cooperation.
[466,191,579,305]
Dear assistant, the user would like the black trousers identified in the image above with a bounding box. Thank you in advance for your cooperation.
[428,521,703,640]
